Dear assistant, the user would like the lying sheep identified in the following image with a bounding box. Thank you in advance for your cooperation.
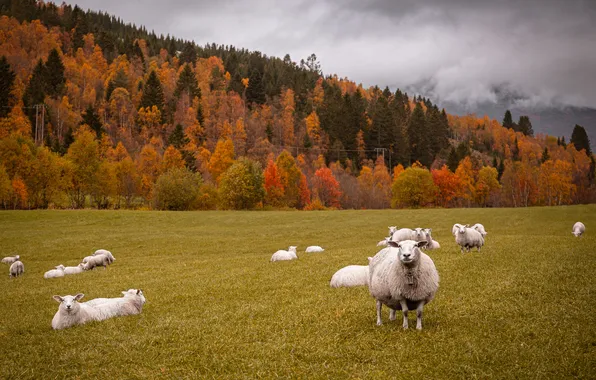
[84,289,146,308]
[2,255,20,264]
[369,240,439,330]
[452,223,464,236]
[83,254,111,270]
[93,249,115,264]
[44,265,65,279]
[305,246,325,253]
[423,229,441,250]
[9,260,24,278]
[92,289,146,321]
[64,263,85,275]
[455,224,484,253]
[572,222,585,237]
[472,223,488,237]
[377,237,391,247]
[51,294,98,330]
[330,262,370,288]
[270,246,298,262]
[390,228,416,242]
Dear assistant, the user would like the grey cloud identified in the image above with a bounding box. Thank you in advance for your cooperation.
[67,0,596,109]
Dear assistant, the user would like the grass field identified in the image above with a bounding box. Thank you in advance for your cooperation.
[1,206,595,379]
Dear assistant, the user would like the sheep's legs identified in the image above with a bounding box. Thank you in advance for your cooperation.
[416,302,425,330]
[376,300,383,326]
[400,300,409,329]
[389,309,396,321]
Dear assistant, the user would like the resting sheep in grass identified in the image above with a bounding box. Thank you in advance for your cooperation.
[377,237,391,247]
[51,294,98,330]
[572,222,585,237]
[330,261,371,288]
[455,224,484,253]
[9,260,24,278]
[305,246,325,253]
[472,223,488,237]
[270,246,298,262]
[93,249,115,264]
[44,265,65,279]
[64,263,85,275]
[369,240,439,330]
[2,255,20,264]
[83,254,111,270]
[423,229,441,250]
[390,228,416,242]
[84,289,146,308]
[92,289,146,320]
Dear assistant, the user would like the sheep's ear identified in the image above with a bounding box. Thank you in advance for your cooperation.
[53,295,63,303]
[465,224,469,227]
[416,240,428,248]
[387,241,400,248]
[74,293,84,301]
[136,289,141,295]
[428,228,432,233]
[367,257,372,263]
[121,291,127,296]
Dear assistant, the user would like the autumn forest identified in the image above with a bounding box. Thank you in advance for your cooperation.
[0,0,594,210]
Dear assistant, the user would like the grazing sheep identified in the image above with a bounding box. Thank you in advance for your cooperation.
[377,237,391,247]
[305,246,325,253]
[64,263,85,275]
[270,246,298,262]
[51,294,99,330]
[369,240,439,330]
[9,260,24,278]
[2,255,20,264]
[82,254,111,270]
[452,223,464,236]
[390,228,416,242]
[93,249,115,264]
[423,229,441,250]
[44,265,66,279]
[572,222,585,237]
[472,223,488,237]
[455,224,484,253]
[92,289,146,320]
[330,263,370,288]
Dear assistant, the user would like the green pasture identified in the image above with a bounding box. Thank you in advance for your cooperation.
[0,206,594,379]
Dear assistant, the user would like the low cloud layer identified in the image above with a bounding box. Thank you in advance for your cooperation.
[68,0,596,109]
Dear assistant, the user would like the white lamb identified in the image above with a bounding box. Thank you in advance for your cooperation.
[423,229,441,250]
[330,262,370,288]
[369,240,439,330]
[83,254,111,270]
[51,294,99,330]
[390,228,416,242]
[572,222,585,237]
[93,249,115,264]
[472,223,488,237]
[44,265,65,279]
[9,260,24,278]
[455,224,484,253]
[452,223,464,236]
[305,246,325,253]
[64,263,85,275]
[2,255,20,264]
[270,246,298,262]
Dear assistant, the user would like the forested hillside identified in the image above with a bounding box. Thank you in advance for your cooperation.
[0,0,594,210]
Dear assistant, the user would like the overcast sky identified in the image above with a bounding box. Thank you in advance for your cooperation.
[66,0,596,109]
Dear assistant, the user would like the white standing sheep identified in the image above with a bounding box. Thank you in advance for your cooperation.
[93,249,115,264]
[369,240,439,330]
[82,254,111,270]
[305,246,325,253]
[270,246,298,262]
[2,255,20,264]
[471,223,488,237]
[330,261,371,288]
[51,294,99,330]
[572,222,585,237]
[64,263,85,275]
[44,265,66,279]
[423,229,441,250]
[9,260,24,278]
[455,224,484,253]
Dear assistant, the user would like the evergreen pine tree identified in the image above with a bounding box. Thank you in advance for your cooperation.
[492,156,498,168]
[23,59,47,132]
[246,67,266,105]
[561,136,567,148]
[0,56,15,118]
[174,63,200,99]
[570,124,592,156]
[71,6,89,51]
[132,40,145,63]
[45,48,65,97]
[512,137,520,161]
[541,147,550,163]
[168,124,189,149]
[502,109,515,130]
[518,115,534,136]
[140,70,165,114]
[179,42,197,64]
[81,104,103,139]
[497,159,505,181]
[408,102,432,166]
[303,133,312,149]
[196,102,204,126]
[447,147,459,172]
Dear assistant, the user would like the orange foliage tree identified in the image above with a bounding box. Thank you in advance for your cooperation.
[312,167,341,208]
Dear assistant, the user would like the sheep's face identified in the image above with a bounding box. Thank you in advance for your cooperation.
[288,246,297,253]
[423,228,432,238]
[14,255,20,260]
[122,289,146,304]
[388,226,397,236]
[387,240,427,265]
[572,230,581,237]
[457,225,469,234]
[53,294,84,314]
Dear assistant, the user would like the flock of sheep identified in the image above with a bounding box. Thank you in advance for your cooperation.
[271,220,586,330]
[3,220,586,331]
[3,249,145,330]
